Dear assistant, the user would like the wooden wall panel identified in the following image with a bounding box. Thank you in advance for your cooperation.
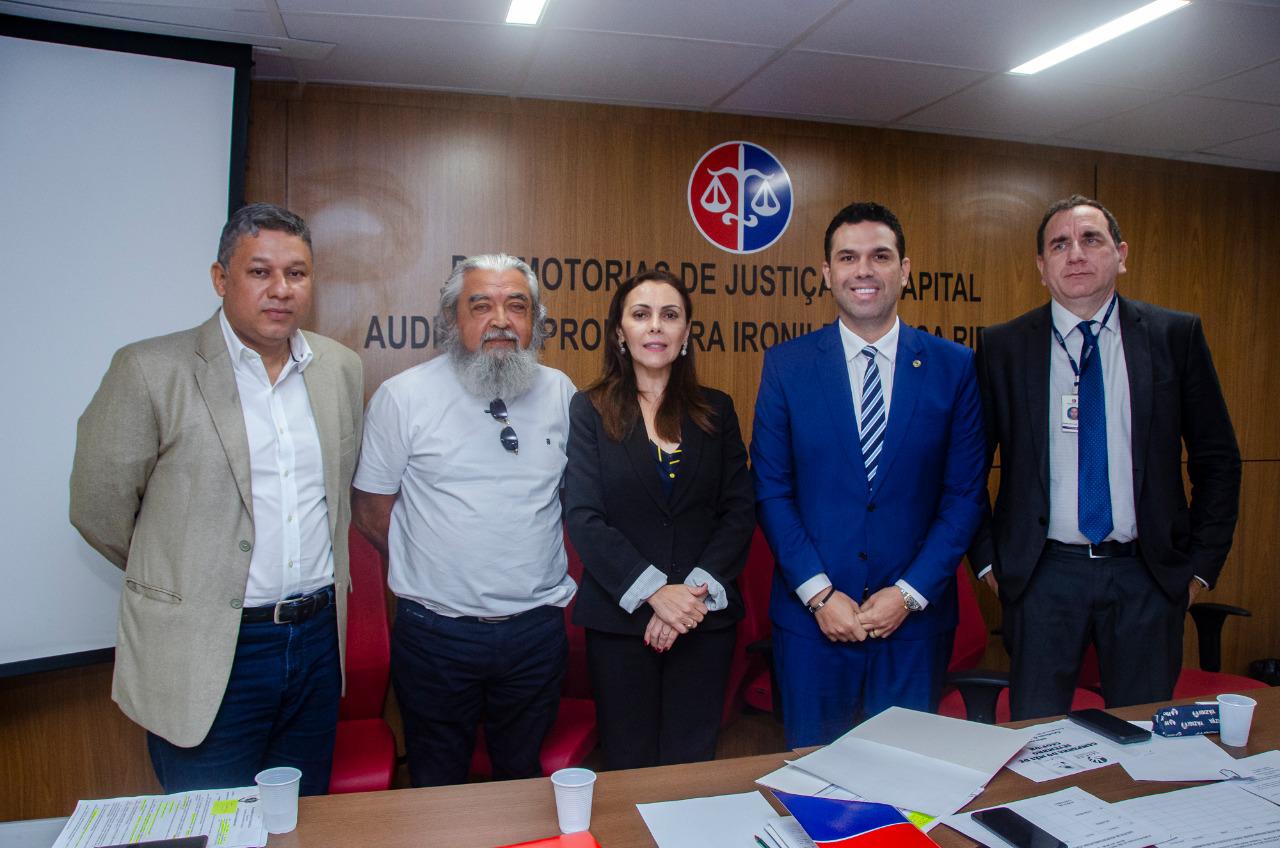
[0,663,159,821]
[7,82,1278,823]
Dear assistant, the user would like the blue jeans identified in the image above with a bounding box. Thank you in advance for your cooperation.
[392,599,567,787]
[147,592,340,796]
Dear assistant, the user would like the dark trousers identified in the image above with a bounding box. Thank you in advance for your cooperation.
[147,594,340,796]
[773,624,952,749]
[391,599,567,787]
[586,626,735,771]
[1005,546,1185,720]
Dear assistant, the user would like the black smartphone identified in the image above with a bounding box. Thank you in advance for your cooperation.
[972,807,1067,848]
[1068,708,1152,744]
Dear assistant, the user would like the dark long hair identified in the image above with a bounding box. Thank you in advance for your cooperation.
[585,269,714,443]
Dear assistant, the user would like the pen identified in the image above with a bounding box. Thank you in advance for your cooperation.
[754,837,770,848]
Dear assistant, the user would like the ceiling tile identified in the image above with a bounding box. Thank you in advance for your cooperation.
[521,30,775,107]
[798,0,1121,72]
[281,13,537,91]
[897,73,1160,138]
[1204,127,1280,163]
[541,0,843,46]
[276,0,509,24]
[1058,95,1280,153]
[1191,59,1280,105]
[9,0,277,35]
[720,51,986,123]
[1043,1,1280,93]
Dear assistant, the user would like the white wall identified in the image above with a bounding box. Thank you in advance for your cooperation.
[0,33,235,666]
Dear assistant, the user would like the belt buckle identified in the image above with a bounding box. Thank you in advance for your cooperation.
[273,597,306,624]
[476,615,513,624]
[1087,543,1106,559]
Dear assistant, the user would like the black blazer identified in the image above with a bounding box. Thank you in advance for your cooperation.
[564,388,755,635]
[968,296,1241,602]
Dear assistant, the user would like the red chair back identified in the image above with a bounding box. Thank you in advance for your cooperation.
[948,566,988,674]
[561,530,592,700]
[735,526,778,717]
[339,526,391,720]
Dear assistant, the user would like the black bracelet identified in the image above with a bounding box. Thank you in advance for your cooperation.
[807,586,837,614]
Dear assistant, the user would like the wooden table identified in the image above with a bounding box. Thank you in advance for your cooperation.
[275,686,1280,847]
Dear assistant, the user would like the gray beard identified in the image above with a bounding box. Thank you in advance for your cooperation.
[448,340,540,400]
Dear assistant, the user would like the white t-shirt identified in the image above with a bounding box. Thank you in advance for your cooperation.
[354,354,577,617]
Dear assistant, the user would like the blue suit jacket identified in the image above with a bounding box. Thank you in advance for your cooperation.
[751,320,986,641]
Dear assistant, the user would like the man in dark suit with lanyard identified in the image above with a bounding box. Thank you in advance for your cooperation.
[970,194,1241,720]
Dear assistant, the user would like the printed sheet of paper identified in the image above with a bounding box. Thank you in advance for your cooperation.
[1115,781,1280,847]
[1007,719,1128,782]
[637,791,778,848]
[941,786,1165,848]
[51,787,267,848]
[1231,750,1280,805]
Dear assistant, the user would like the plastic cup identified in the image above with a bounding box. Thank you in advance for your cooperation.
[550,767,597,834]
[254,766,303,834]
[1217,693,1258,747]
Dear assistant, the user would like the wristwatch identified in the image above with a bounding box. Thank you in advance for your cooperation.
[899,585,922,612]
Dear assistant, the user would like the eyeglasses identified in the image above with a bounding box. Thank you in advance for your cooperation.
[485,398,519,455]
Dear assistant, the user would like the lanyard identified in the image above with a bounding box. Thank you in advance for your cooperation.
[1051,294,1117,392]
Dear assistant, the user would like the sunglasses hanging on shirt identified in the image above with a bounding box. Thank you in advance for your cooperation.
[485,398,519,455]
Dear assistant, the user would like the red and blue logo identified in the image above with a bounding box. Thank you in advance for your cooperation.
[688,141,793,254]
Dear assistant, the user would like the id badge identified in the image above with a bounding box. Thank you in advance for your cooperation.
[1061,394,1080,433]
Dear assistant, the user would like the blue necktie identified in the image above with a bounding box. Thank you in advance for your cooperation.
[859,346,886,488]
[1077,321,1113,544]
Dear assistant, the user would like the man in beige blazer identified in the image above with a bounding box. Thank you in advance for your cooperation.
[71,203,363,795]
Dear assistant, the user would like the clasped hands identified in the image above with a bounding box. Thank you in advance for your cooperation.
[644,583,709,652]
[809,586,909,643]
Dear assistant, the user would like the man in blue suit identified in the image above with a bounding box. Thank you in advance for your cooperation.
[751,201,987,747]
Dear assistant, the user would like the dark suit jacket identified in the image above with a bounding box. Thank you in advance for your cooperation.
[751,321,987,641]
[564,388,755,636]
[969,296,1241,602]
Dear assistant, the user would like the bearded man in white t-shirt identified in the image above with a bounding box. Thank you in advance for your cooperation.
[352,254,576,787]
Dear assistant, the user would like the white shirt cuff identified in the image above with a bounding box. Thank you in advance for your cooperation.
[620,565,667,614]
[895,579,928,610]
[795,574,832,606]
[685,567,727,611]
[976,564,993,580]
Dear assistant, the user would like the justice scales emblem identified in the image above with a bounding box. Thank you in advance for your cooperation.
[687,141,793,254]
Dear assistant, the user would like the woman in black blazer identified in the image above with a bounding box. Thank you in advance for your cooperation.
[564,269,754,770]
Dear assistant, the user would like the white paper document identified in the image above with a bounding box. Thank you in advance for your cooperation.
[51,786,267,848]
[1115,781,1280,847]
[637,790,778,848]
[1231,750,1280,805]
[1008,719,1129,782]
[756,763,859,800]
[786,707,1034,817]
[760,816,817,848]
[1117,731,1249,782]
[942,786,1164,848]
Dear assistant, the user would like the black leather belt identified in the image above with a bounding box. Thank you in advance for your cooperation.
[242,586,332,624]
[1046,539,1139,559]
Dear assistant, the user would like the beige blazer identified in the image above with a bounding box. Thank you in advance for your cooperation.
[70,313,363,747]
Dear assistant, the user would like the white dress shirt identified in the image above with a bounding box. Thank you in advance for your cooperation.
[1047,297,1137,544]
[794,318,928,610]
[219,310,332,606]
